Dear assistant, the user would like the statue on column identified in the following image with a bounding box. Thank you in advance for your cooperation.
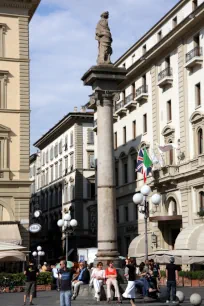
[95,11,113,65]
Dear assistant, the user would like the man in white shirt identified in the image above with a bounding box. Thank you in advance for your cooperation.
[52,264,60,291]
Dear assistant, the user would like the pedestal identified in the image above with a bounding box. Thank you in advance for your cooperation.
[82,65,126,267]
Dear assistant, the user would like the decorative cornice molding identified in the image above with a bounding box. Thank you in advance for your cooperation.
[0,0,40,21]
[190,110,204,125]
[161,125,175,137]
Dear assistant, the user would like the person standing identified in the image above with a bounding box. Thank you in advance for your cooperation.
[23,261,39,306]
[122,258,136,306]
[166,257,178,303]
[52,264,60,291]
[59,260,73,306]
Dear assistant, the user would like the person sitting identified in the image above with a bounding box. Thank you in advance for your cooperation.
[105,260,122,304]
[90,262,105,302]
[72,261,90,300]
[134,262,149,298]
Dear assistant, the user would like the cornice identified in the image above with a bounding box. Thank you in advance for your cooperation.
[0,0,40,21]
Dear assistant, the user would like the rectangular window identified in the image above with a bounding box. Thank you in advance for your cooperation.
[50,147,53,161]
[0,24,6,57]
[70,131,74,147]
[142,44,147,55]
[88,152,95,168]
[167,100,172,121]
[123,126,126,144]
[64,185,68,203]
[125,206,129,222]
[0,72,8,109]
[195,83,201,107]
[142,74,146,86]
[45,169,48,185]
[157,30,162,42]
[114,132,117,150]
[200,191,204,211]
[123,63,126,68]
[64,135,68,151]
[54,143,58,158]
[122,90,125,102]
[50,166,53,182]
[165,56,170,68]
[116,209,119,223]
[115,164,119,186]
[59,160,62,177]
[55,163,58,180]
[132,54,135,64]
[124,163,128,184]
[65,156,68,175]
[194,33,200,47]
[193,0,198,10]
[172,16,177,28]
[59,140,62,154]
[132,82,135,99]
[70,154,74,171]
[143,114,147,133]
[132,120,136,139]
[87,129,94,144]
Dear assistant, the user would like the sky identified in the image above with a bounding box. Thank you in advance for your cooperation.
[30,0,179,152]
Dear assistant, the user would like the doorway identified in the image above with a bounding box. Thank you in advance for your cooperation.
[171,229,180,249]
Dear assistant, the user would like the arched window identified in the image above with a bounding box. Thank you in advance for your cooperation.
[169,140,173,165]
[165,197,178,216]
[198,128,203,154]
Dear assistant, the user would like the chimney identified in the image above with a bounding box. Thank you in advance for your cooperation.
[80,106,86,112]
[74,107,78,112]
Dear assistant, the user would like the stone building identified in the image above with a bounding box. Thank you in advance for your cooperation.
[30,109,96,262]
[0,0,40,264]
[93,0,204,259]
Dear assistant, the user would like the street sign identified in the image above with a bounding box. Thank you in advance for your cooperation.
[29,223,41,233]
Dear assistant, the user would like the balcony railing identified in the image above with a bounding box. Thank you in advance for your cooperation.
[115,100,125,111]
[158,67,172,82]
[136,85,148,97]
[125,93,133,104]
[186,46,202,63]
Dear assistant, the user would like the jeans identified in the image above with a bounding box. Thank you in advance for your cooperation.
[60,290,72,306]
[167,281,176,301]
[135,278,149,297]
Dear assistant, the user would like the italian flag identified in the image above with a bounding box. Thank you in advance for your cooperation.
[143,148,152,183]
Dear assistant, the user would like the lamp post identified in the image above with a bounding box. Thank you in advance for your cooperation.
[133,185,161,260]
[57,213,78,261]
[32,246,45,267]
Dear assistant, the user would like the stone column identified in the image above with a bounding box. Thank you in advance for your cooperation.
[96,92,119,263]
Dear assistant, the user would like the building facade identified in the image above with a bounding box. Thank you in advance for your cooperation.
[30,110,96,262]
[93,0,204,258]
[0,0,39,257]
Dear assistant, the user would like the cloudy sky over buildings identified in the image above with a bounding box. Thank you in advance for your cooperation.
[30,0,178,151]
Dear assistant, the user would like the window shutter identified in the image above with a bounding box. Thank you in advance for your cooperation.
[87,130,94,144]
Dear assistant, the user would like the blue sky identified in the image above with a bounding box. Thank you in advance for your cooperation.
[30,0,179,152]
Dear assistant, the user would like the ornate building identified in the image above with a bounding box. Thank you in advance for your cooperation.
[30,109,96,262]
[93,0,204,260]
[0,0,40,264]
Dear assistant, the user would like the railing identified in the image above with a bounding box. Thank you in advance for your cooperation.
[115,100,125,111]
[186,46,202,63]
[158,67,172,82]
[125,93,133,104]
[136,85,148,97]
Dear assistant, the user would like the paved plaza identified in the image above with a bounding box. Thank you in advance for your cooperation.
[0,287,204,306]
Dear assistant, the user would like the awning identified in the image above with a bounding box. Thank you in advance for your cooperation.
[0,250,26,262]
[175,224,204,250]
[128,234,152,258]
[0,242,26,252]
[0,224,22,245]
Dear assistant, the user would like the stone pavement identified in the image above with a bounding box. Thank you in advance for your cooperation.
[0,287,203,306]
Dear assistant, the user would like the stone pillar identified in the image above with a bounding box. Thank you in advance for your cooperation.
[82,65,126,266]
[96,92,119,263]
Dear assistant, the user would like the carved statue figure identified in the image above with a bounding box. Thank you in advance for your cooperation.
[95,11,113,65]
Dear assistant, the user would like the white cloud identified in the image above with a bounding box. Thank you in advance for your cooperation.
[30,0,178,151]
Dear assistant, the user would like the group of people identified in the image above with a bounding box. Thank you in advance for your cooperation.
[23,256,180,306]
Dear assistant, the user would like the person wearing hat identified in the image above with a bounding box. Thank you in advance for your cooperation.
[165,257,178,303]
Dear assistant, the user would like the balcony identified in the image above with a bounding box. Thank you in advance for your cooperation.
[93,119,97,132]
[115,100,127,116]
[124,93,136,110]
[135,85,148,103]
[185,46,203,70]
[157,67,173,88]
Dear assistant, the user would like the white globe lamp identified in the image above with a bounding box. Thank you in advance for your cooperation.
[70,219,78,227]
[38,251,42,256]
[41,251,45,256]
[37,246,42,251]
[141,185,151,196]
[57,219,64,227]
[64,213,71,221]
[32,251,37,257]
[152,193,161,206]
[133,193,143,205]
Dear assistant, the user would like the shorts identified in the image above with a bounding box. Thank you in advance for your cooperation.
[25,281,36,295]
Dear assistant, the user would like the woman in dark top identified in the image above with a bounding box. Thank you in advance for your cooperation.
[122,258,136,306]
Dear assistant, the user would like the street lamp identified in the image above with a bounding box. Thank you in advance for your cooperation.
[32,246,45,266]
[133,185,161,260]
[57,213,78,261]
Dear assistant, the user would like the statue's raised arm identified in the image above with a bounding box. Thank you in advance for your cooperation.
[95,11,113,65]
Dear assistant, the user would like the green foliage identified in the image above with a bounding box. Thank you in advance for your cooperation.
[0,272,52,286]
[197,210,204,217]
